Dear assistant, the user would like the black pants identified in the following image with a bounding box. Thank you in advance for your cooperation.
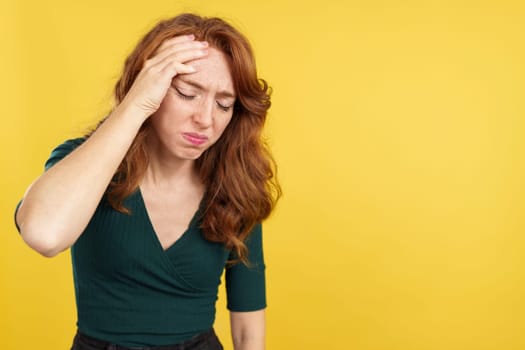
[70,329,224,350]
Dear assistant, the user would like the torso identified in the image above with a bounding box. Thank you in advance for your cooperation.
[139,181,204,250]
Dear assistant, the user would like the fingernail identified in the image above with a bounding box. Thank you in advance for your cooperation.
[201,41,208,47]
[187,34,195,40]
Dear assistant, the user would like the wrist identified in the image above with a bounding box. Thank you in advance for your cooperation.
[111,100,150,129]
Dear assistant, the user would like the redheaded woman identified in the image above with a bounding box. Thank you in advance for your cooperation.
[15,13,280,350]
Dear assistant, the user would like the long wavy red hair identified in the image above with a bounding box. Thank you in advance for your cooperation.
[91,14,280,263]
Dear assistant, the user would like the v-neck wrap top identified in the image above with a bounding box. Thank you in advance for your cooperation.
[39,138,266,347]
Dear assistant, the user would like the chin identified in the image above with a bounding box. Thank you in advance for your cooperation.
[179,150,205,160]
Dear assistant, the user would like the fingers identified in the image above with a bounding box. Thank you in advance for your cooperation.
[155,34,205,54]
[163,62,196,75]
[156,34,195,51]
[142,35,209,82]
[119,35,209,119]
[154,47,207,73]
[149,35,208,67]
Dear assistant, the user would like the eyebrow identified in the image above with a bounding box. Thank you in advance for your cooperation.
[177,77,236,99]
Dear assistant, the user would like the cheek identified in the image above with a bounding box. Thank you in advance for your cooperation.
[215,116,233,137]
[153,96,191,126]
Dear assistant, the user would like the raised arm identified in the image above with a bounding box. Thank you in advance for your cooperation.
[16,35,208,257]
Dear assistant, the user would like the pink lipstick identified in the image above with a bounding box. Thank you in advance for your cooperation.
[182,132,208,146]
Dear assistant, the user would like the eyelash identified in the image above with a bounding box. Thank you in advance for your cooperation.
[216,102,232,112]
[174,87,232,112]
[174,87,195,100]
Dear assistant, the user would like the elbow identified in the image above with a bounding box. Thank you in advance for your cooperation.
[16,205,68,257]
[22,231,63,257]
[37,246,62,258]
[19,222,65,258]
[232,334,265,350]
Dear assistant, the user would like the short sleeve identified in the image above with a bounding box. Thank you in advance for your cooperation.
[225,223,266,312]
[14,138,85,232]
[44,138,85,171]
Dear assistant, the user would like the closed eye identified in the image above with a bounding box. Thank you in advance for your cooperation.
[174,87,195,100]
[216,101,233,112]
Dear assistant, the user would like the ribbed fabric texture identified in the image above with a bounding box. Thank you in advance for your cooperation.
[23,139,266,347]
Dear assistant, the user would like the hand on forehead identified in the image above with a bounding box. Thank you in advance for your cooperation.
[175,47,236,98]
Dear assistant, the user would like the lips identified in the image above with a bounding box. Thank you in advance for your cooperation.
[182,132,208,146]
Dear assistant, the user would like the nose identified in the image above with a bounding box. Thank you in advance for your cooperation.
[193,98,213,129]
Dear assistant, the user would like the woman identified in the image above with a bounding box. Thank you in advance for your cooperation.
[15,13,280,350]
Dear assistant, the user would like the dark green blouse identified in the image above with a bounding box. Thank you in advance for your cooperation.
[25,139,266,347]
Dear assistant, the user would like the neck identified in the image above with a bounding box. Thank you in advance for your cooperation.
[142,136,200,190]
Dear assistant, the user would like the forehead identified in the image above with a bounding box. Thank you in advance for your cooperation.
[179,47,235,94]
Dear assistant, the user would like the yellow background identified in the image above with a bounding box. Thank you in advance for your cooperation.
[2,1,524,349]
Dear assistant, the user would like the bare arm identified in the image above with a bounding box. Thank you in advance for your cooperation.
[230,309,266,350]
[16,105,144,257]
[16,35,208,257]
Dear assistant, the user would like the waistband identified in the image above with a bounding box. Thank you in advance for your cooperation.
[73,328,216,350]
